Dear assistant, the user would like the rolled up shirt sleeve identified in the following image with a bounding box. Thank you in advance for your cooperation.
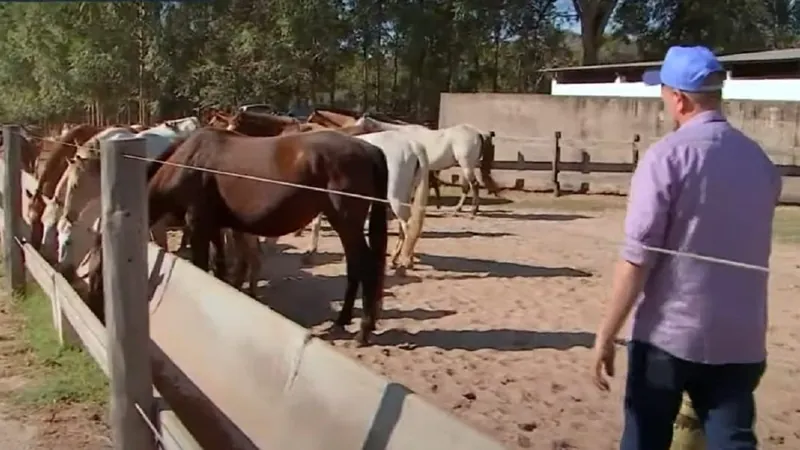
[621,142,676,266]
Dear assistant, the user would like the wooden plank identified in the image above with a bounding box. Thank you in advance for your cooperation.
[20,242,201,449]
[100,137,155,450]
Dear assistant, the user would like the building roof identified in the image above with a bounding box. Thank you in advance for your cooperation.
[540,47,800,73]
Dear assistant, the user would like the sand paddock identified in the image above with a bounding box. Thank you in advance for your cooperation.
[174,195,800,449]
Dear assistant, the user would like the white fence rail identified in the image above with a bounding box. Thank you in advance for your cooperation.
[0,125,507,449]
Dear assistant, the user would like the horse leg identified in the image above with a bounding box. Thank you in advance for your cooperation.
[468,169,481,216]
[246,234,262,298]
[430,172,441,210]
[453,176,470,213]
[210,228,227,282]
[178,225,191,251]
[300,213,323,265]
[187,224,211,273]
[390,220,407,270]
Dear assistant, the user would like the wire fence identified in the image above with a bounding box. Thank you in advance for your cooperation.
[15,130,797,279]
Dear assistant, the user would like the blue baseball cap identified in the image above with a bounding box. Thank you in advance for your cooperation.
[642,46,725,92]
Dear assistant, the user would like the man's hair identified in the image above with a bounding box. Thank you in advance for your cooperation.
[683,71,725,107]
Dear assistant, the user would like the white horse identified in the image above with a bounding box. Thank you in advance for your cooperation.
[302,130,430,273]
[356,116,500,215]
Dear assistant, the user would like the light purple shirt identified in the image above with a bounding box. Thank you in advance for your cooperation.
[622,110,782,364]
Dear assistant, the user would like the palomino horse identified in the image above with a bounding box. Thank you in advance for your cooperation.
[147,128,389,345]
[26,123,101,255]
[306,108,361,128]
[357,116,500,215]
[303,129,430,274]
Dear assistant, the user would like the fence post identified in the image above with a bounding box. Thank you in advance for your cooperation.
[101,137,155,450]
[552,131,562,197]
[3,125,25,295]
[632,134,641,169]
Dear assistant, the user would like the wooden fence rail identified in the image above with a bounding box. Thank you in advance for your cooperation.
[439,131,800,202]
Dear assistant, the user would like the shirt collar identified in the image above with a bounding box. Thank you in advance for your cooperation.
[680,110,727,130]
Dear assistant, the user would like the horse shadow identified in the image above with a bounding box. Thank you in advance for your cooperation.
[432,195,513,207]
[476,210,592,221]
[394,230,514,239]
[327,328,598,352]
[416,253,592,279]
[255,268,428,329]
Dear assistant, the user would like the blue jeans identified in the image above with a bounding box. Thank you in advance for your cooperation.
[620,341,765,450]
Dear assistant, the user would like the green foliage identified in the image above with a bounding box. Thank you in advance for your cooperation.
[0,1,799,125]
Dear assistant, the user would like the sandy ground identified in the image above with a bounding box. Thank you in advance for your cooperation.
[0,294,111,449]
[207,197,800,450]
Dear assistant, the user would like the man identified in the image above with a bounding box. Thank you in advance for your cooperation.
[590,45,782,450]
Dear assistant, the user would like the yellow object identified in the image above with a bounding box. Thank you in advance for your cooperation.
[671,394,706,450]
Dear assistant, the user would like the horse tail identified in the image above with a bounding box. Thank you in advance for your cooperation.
[146,135,188,180]
[367,147,389,308]
[479,130,501,196]
[400,142,429,261]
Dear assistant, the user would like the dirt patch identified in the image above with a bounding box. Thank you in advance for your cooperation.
[250,195,800,450]
[0,289,111,449]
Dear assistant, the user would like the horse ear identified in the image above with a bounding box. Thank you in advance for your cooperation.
[489,131,496,138]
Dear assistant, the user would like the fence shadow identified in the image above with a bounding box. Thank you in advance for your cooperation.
[370,329,597,351]
[361,382,409,450]
[416,253,592,279]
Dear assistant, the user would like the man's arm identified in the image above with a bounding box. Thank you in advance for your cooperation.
[596,143,676,343]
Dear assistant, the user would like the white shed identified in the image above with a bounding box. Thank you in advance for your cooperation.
[541,48,800,102]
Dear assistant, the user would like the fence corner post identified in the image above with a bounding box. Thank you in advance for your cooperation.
[3,125,26,295]
[101,136,155,449]
[632,134,641,169]
[552,130,562,197]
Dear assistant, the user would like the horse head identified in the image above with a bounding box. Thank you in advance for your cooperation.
[54,150,101,272]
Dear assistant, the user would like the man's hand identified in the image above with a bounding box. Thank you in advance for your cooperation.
[592,336,616,391]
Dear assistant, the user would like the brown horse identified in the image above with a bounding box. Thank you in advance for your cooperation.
[226,110,326,136]
[0,131,40,175]
[147,128,389,345]
[26,123,101,254]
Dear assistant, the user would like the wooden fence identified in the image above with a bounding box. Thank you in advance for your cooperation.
[438,131,800,202]
[0,125,507,450]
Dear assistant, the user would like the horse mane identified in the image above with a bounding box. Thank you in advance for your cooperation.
[311,106,362,118]
[237,110,298,125]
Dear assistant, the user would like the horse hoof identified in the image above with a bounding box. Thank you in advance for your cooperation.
[394,266,407,277]
[300,253,314,265]
[354,332,370,347]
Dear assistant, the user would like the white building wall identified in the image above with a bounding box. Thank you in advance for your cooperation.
[551,77,800,102]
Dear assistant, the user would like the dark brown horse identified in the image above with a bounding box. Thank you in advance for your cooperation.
[26,123,101,253]
[147,128,389,345]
